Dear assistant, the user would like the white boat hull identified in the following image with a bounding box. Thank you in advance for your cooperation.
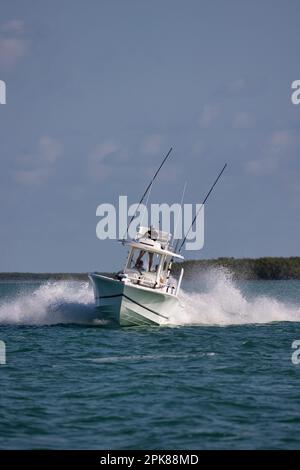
[89,273,178,326]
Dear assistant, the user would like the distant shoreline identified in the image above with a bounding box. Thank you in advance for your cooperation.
[173,257,300,280]
[1,257,300,281]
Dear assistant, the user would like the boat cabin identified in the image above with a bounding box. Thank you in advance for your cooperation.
[121,226,184,294]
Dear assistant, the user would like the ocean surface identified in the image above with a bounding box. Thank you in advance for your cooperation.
[1,269,300,449]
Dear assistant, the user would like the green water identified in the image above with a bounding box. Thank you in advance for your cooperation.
[0,277,300,449]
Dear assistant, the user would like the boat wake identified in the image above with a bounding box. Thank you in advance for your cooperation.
[171,268,300,325]
[0,270,299,326]
[0,281,98,326]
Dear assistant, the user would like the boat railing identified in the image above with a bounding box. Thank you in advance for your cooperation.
[123,268,180,294]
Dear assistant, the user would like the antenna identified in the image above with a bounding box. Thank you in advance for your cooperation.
[178,163,227,253]
[140,179,153,227]
[123,147,173,240]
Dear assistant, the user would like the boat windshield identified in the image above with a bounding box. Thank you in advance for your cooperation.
[126,248,162,273]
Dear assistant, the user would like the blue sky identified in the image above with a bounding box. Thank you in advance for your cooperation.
[0,0,299,272]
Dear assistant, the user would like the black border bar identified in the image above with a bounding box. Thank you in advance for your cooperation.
[0,450,298,466]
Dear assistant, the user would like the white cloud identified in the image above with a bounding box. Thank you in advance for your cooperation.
[0,38,28,69]
[14,136,62,186]
[158,165,181,183]
[38,136,62,163]
[89,163,112,182]
[269,130,295,148]
[89,141,120,182]
[15,168,50,186]
[199,104,221,128]
[141,134,163,156]
[1,20,25,35]
[233,112,255,129]
[91,142,119,162]
[245,158,278,175]
[0,20,28,71]
[245,130,297,176]
[226,77,264,96]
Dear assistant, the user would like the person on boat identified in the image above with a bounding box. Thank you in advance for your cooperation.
[135,250,144,268]
[135,250,154,272]
[135,258,145,273]
[134,226,157,271]
[148,252,154,271]
[147,226,157,241]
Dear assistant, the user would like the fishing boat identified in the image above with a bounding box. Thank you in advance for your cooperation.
[89,147,226,327]
[89,226,184,326]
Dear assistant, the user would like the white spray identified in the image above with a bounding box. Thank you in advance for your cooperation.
[171,268,300,325]
[0,270,299,326]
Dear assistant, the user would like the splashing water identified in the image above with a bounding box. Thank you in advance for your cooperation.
[172,268,300,325]
[0,270,299,326]
[0,281,97,326]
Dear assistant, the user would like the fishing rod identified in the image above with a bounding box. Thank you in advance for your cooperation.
[166,181,187,282]
[177,163,227,253]
[123,147,173,240]
[174,181,187,253]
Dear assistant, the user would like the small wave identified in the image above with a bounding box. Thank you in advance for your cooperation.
[89,352,213,363]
